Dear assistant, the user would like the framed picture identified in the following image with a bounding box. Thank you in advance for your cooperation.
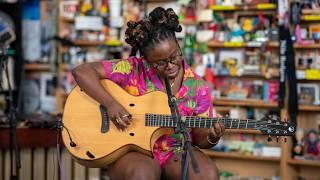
[23,78,41,115]
[297,83,320,105]
[40,73,56,113]
[216,49,244,76]
[59,0,78,19]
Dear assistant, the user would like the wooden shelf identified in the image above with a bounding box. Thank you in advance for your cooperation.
[301,15,320,21]
[287,159,320,167]
[298,105,320,112]
[24,63,52,71]
[207,41,279,48]
[208,41,320,49]
[60,16,75,23]
[213,98,278,108]
[302,9,320,14]
[73,40,107,46]
[215,74,279,80]
[294,44,320,49]
[210,3,276,11]
[203,150,280,162]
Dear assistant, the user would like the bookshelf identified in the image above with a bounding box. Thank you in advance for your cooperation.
[52,0,320,179]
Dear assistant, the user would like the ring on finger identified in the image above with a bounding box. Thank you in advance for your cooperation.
[116,117,122,123]
[122,114,129,118]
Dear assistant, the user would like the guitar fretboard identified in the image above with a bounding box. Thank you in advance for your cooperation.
[145,114,258,130]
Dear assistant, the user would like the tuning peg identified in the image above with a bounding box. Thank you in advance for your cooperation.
[276,136,279,142]
[267,135,272,142]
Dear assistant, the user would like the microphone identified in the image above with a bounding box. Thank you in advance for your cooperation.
[0,11,16,49]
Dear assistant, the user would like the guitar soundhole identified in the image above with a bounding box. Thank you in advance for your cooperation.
[129,103,135,107]
[129,133,135,136]
[86,151,95,159]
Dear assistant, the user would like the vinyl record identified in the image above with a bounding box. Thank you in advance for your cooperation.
[23,79,40,114]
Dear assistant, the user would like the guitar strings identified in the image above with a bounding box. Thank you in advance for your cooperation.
[119,113,288,128]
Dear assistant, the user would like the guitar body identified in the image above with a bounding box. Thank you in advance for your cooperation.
[62,80,174,167]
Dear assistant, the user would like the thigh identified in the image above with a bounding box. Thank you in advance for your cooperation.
[108,151,161,180]
[162,148,219,180]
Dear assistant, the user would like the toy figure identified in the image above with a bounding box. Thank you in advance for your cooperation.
[293,128,305,158]
[305,129,320,157]
[230,21,245,42]
[225,19,244,42]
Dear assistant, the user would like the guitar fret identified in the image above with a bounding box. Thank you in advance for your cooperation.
[145,114,263,130]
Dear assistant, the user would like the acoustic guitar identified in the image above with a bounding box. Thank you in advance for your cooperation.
[61,80,296,167]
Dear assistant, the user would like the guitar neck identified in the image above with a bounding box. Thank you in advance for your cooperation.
[145,114,258,130]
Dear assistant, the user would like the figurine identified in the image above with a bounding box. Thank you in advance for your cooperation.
[293,128,305,158]
[305,129,320,157]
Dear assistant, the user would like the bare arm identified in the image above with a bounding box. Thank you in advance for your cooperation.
[72,61,131,130]
[72,62,115,107]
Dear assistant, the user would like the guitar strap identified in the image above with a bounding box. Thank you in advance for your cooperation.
[278,0,298,123]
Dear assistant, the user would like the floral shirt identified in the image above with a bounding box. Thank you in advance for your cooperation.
[102,56,214,167]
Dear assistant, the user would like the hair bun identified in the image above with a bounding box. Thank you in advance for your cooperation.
[149,7,182,32]
[125,21,146,48]
[165,8,182,32]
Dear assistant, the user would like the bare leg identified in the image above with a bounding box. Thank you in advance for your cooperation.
[162,148,219,180]
[108,152,161,180]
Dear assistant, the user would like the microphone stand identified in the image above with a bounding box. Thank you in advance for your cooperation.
[0,47,20,180]
[164,77,199,180]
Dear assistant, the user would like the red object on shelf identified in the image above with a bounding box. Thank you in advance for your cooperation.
[204,67,216,89]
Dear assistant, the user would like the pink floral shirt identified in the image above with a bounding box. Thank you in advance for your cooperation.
[102,56,214,167]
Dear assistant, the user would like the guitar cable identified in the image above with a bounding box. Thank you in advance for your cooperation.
[56,116,77,147]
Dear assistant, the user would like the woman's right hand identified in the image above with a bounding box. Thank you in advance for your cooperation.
[106,100,132,131]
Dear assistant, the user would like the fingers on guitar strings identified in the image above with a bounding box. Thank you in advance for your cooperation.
[121,113,132,126]
[113,116,126,131]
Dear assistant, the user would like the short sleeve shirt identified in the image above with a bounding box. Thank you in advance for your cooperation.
[102,56,215,166]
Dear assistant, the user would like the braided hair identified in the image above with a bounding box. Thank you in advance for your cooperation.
[125,7,182,57]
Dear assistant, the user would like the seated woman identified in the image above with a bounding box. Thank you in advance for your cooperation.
[72,7,224,180]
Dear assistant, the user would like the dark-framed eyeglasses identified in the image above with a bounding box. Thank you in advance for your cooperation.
[150,49,183,70]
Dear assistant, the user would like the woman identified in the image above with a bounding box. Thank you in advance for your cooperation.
[72,7,224,180]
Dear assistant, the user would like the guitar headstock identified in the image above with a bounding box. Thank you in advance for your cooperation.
[258,115,296,137]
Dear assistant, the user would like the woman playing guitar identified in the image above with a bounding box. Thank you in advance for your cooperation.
[71,7,225,180]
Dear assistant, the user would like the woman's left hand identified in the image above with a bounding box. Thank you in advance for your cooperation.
[208,122,225,143]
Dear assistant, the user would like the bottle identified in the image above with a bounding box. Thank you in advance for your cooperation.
[183,31,195,66]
